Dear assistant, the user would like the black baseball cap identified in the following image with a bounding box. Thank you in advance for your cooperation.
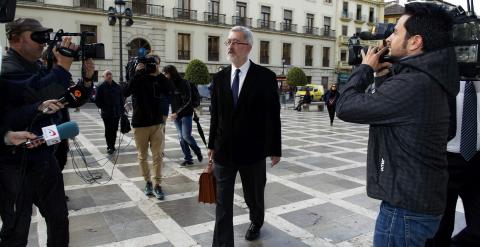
[6,18,52,39]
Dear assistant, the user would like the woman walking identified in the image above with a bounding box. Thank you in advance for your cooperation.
[324,84,340,126]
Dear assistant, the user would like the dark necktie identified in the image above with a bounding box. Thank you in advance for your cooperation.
[232,69,240,107]
[460,81,477,161]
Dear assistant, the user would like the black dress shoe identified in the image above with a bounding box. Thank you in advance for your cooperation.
[245,223,261,241]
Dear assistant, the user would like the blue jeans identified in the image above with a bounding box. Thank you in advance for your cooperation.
[374,201,442,247]
[174,115,201,161]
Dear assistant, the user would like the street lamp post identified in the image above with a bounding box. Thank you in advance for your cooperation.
[282,59,286,75]
[108,0,134,84]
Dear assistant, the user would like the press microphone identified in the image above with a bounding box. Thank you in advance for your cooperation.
[23,121,80,147]
[42,85,87,113]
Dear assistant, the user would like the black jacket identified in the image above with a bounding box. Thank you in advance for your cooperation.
[95,80,124,119]
[336,48,459,214]
[171,78,193,119]
[0,48,72,166]
[124,73,174,128]
[324,90,340,107]
[208,61,282,165]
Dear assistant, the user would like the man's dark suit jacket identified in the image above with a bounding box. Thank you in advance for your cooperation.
[208,61,282,165]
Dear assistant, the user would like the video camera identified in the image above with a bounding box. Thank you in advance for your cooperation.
[348,0,480,80]
[125,48,157,81]
[36,29,105,68]
[348,23,394,66]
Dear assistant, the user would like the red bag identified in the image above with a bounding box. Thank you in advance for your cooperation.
[198,160,216,204]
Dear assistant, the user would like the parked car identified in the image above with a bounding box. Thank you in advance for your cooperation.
[295,84,324,101]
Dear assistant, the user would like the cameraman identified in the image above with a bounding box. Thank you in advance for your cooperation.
[335,3,459,246]
[124,54,174,200]
[0,18,79,246]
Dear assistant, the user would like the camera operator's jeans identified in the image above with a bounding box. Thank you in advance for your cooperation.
[174,116,201,162]
[133,124,165,186]
[374,201,442,247]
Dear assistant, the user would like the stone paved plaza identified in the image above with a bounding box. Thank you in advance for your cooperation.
[8,103,466,246]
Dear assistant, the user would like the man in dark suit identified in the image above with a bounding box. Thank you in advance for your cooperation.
[207,26,281,247]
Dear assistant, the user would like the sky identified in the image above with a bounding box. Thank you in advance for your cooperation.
[399,0,479,14]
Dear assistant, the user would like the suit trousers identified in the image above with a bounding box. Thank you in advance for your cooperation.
[102,116,120,150]
[133,124,165,186]
[212,159,266,247]
[428,152,480,247]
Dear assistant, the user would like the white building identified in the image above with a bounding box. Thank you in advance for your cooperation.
[334,0,385,86]
[1,0,384,89]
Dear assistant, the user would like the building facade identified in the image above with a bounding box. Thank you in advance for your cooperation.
[334,0,385,87]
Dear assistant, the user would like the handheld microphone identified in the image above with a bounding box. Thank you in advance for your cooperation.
[42,85,87,113]
[24,121,80,147]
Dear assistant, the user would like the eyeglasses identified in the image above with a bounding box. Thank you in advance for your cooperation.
[224,40,249,47]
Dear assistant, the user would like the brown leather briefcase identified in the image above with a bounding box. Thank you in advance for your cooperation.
[198,160,216,204]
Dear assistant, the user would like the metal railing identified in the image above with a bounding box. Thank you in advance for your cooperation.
[322,58,330,67]
[257,19,276,30]
[208,52,219,61]
[232,16,252,27]
[73,0,103,9]
[280,22,297,32]
[305,58,313,66]
[178,50,190,60]
[355,15,367,22]
[303,26,319,35]
[204,12,226,25]
[341,11,353,20]
[260,56,269,64]
[173,8,197,21]
[124,2,164,16]
[18,0,44,3]
[321,27,336,38]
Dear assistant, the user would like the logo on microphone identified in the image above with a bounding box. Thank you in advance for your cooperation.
[74,90,82,98]
[42,125,61,146]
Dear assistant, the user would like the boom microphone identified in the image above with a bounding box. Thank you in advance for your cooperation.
[24,121,80,146]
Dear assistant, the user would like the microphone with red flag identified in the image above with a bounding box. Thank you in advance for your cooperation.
[42,84,88,113]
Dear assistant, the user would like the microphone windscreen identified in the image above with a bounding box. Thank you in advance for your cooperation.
[57,121,80,140]
[138,47,147,57]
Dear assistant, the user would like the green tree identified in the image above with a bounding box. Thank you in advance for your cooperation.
[184,59,210,85]
[286,67,308,87]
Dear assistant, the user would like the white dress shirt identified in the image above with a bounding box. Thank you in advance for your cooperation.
[447,81,480,153]
[230,59,251,97]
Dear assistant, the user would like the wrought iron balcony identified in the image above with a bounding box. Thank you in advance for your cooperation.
[341,11,353,21]
[232,16,252,27]
[303,26,319,35]
[355,15,367,23]
[178,50,190,60]
[173,8,197,21]
[280,22,297,32]
[125,1,164,17]
[18,0,44,3]
[73,0,103,9]
[321,27,336,38]
[257,19,276,30]
[204,12,226,25]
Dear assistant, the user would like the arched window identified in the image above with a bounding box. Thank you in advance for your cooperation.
[127,38,151,59]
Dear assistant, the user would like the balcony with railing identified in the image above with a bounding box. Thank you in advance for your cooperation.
[208,52,219,61]
[73,0,103,10]
[341,11,353,21]
[260,55,269,64]
[339,35,350,45]
[367,17,379,25]
[257,19,276,31]
[178,50,190,60]
[303,26,319,35]
[232,16,252,27]
[18,0,44,4]
[355,15,367,24]
[280,22,297,32]
[320,27,336,38]
[338,61,352,70]
[204,12,226,25]
[322,58,330,67]
[173,8,197,21]
[305,58,313,66]
[124,1,164,16]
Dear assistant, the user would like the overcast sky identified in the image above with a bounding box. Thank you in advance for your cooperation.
[399,0,479,13]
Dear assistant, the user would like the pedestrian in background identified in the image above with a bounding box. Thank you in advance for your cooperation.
[295,90,312,111]
[324,84,340,126]
[163,65,203,167]
[95,70,124,155]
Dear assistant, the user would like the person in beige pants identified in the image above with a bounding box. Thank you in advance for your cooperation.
[123,54,174,200]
